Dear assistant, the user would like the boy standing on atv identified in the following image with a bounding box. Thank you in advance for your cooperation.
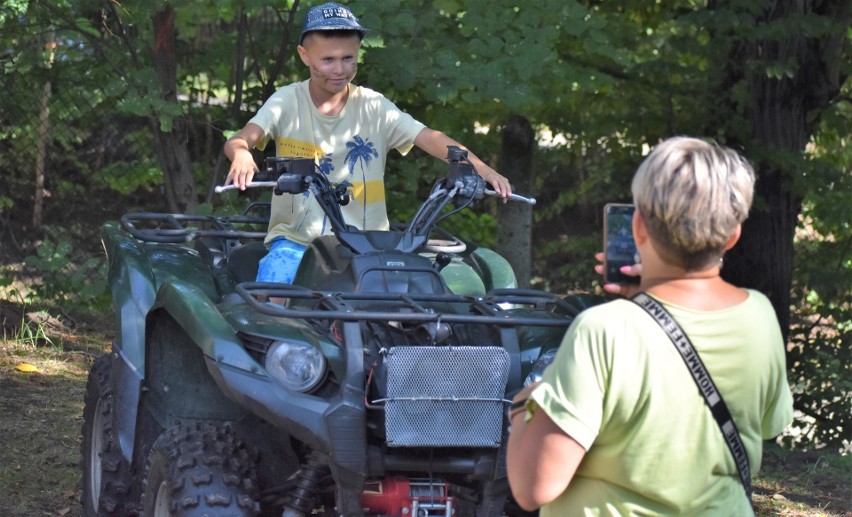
[224,2,511,284]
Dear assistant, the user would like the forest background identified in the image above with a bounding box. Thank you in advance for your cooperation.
[0,0,849,469]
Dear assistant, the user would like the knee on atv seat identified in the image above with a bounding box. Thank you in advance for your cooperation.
[227,241,267,283]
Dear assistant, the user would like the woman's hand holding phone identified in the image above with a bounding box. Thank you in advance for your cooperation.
[600,203,642,297]
[595,252,642,297]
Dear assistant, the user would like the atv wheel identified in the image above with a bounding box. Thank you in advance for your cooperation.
[142,421,259,516]
[81,354,137,516]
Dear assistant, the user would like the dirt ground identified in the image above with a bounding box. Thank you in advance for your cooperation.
[0,301,849,517]
[0,347,92,516]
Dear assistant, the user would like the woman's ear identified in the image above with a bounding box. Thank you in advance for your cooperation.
[633,209,649,246]
[724,224,742,251]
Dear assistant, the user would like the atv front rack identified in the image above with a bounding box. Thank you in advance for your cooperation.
[236,282,579,327]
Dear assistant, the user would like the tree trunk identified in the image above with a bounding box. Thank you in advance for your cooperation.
[261,1,300,102]
[33,37,56,231]
[496,114,535,288]
[230,10,247,122]
[152,8,197,213]
[718,0,850,339]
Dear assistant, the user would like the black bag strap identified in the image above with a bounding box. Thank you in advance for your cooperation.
[631,292,753,500]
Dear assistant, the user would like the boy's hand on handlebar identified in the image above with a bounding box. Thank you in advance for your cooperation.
[594,252,642,298]
[225,150,259,190]
[479,166,512,199]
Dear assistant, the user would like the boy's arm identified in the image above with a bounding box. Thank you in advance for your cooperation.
[224,122,265,190]
[413,128,512,197]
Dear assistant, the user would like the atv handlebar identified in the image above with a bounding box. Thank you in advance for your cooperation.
[214,147,536,254]
[216,182,536,205]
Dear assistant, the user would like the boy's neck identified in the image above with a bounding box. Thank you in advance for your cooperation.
[308,79,350,116]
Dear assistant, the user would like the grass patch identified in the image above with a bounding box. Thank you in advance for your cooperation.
[0,301,109,517]
[754,442,851,516]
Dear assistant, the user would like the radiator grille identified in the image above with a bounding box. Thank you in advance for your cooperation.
[383,346,509,447]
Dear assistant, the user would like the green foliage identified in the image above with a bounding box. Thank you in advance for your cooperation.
[9,309,57,349]
[783,93,852,451]
[0,196,13,214]
[0,0,849,452]
[786,298,851,451]
[100,161,163,195]
[534,233,602,294]
[22,227,109,309]
[386,162,497,248]
[0,1,28,26]
[437,208,497,249]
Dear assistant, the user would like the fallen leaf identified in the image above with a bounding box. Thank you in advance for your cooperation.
[772,493,788,501]
[16,363,40,373]
[57,507,70,516]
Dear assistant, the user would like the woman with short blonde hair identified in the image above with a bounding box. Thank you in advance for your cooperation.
[631,137,755,271]
[507,136,792,516]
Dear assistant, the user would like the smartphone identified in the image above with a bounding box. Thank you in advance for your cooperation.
[603,203,640,285]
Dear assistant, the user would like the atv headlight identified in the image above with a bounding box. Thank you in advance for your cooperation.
[265,340,326,392]
[524,348,558,387]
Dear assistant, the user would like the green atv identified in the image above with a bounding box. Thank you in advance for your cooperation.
[81,147,598,516]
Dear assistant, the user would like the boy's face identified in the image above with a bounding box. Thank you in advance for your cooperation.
[297,33,361,97]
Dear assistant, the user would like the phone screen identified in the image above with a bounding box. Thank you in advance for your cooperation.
[604,203,640,285]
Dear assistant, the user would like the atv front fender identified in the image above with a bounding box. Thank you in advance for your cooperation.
[205,318,367,475]
[103,222,222,370]
[150,282,259,373]
[103,222,157,370]
[148,282,367,472]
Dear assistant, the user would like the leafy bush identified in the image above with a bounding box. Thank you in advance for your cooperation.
[783,105,852,452]
[786,277,851,451]
[21,226,109,310]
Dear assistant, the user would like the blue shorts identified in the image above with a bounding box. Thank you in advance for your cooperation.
[256,237,308,284]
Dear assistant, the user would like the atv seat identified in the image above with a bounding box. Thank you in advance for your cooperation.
[227,241,267,283]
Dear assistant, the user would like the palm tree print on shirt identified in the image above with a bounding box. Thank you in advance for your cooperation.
[344,135,379,228]
[296,153,335,234]
[316,154,335,233]
[317,154,334,177]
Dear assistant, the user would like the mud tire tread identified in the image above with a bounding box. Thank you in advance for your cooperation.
[80,354,139,516]
[142,421,260,516]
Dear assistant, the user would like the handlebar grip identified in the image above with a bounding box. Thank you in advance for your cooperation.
[215,181,278,193]
[484,189,536,205]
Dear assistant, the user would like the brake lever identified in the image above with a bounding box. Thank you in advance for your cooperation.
[484,189,536,205]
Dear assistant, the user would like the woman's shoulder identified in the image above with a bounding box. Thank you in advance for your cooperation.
[743,288,772,305]
[570,298,646,329]
[739,289,779,323]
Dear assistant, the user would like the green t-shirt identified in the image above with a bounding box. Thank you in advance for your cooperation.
[249,80,426,246]
[530,290,793,516]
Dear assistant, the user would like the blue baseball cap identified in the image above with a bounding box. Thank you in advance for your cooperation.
[300,3,369,43]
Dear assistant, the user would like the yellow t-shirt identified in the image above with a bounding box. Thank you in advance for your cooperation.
[530,290,793,516]
[248,80,426,246]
